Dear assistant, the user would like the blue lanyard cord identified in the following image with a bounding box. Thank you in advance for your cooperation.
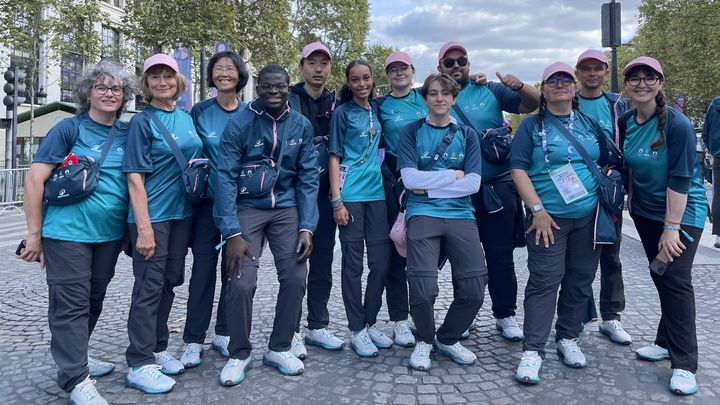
[539,111,575,171]
[356,108,376,165]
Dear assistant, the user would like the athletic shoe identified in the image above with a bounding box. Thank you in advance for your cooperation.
[515,351,542,385]
[433,339,477,366]
[350,328,379,357]
[219,357,253,387]
[635,344,670,361]
[88,356,115,378]
[715,235,720,249]
[262,350,304,376]
[125,364,175,394]
[393,320,416,347]
[556,338,587,368]
[180,343,204,368]
[460,328,471,340]
[409,341,432,371]
[599,320,632,345]
[290,333,307,360]
[367,325,393,349]
[496,317,524,342]
[669,369,699,395]
[212,335,230,358]
[68,376,107,405]
[305,328,344,351]
[153,351,184,375]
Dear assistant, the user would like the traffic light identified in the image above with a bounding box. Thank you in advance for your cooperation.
[3,67,26,116]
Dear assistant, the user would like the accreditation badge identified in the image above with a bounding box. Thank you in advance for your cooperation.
[549,163,588,204]
[338,164,349,191]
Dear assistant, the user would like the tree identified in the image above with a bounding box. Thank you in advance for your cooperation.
[364,42,395,95]
[233,0,296,74]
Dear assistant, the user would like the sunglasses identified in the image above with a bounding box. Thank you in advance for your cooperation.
[545,77,575,88]
[442,55,468,69]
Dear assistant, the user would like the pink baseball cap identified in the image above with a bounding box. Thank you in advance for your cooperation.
[542,62,576,82]
[143,54,178,73]
[623,56,664,78]
[576,49,608,67]
[438,41,467,61]
[384,51,413,69]
[301,42,332,60]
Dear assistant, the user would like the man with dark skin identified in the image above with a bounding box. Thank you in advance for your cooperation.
[214,64,319,385]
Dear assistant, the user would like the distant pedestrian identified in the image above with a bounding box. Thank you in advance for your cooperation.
[701,96,720,248]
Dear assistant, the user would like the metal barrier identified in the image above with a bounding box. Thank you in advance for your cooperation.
[0,168,28,215]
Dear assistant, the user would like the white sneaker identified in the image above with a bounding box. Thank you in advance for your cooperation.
[153,351,184,375]
[305,328,344,351]
[393,320,416,347]
[669,369,699,395]
[262,350,304,375]
[87,356,114,378]
[433,339,477,366]
[212,335,230,357]
[635,343,670,361]
[125,364,175,394]
[714,235,720,249]
[350,328,379,358]
[496,317,524,342]
[599,320,632,345]
[219,357,253,386]
[409,341,432,371]
[290,333,307,360]
[367,325,393,349]
[69,376,107,405]
[180,343,204,368]
[556,338,587,368]
[515,351,542,385]
[460,328,471,340]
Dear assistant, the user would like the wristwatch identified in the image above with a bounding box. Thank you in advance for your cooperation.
[530,202,544,213]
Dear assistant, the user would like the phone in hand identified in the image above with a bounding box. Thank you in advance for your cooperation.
[16,239,41,262]
[649,256,668,276]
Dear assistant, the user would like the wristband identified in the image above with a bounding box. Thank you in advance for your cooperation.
[662,225,695,243]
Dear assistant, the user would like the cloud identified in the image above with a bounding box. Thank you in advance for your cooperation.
[369,0,641,84]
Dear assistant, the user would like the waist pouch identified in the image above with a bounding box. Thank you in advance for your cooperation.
[237,158,278,199]
[44,155,100,205]
[183,158,210,204]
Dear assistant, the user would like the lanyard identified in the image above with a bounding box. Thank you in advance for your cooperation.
[539,111,574,170]
[357,107,376,164]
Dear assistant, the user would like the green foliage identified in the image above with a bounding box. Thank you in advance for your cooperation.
[233,0,296,72]
[364,42,395,96]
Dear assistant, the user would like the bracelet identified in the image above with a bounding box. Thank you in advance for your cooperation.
[330,195,343,203]
[331,199,344,211]
[662,225,695,243]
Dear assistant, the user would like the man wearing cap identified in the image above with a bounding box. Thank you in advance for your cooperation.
[575,49,632,346]
[214,64,319,384]
[437,41,540,342]
[287,42,345,356]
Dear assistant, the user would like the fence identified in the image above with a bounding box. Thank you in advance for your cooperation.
[0,168,28,215]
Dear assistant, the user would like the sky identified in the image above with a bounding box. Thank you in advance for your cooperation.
[368,0,642,84]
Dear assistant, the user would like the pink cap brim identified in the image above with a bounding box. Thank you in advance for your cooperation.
[384,51,413,69]
[301,42,332,60]
[623,56,664,78]
[143,54,179,73]
[438,41,467,61]
[576,49,608,67]
[543,62,576,82]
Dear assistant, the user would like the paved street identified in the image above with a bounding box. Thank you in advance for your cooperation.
[0,211,719,405]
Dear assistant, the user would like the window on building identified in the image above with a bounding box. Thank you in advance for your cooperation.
[60,52,84,102]
[102,0,122,8]
[101,25,121,60]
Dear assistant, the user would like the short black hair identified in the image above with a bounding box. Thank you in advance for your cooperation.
[207,51,249,92]
[258,64,290,83]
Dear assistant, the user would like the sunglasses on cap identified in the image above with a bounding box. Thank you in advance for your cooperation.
[442,55,468,69]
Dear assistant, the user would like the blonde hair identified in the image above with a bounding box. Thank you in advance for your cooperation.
[140,66,188,102]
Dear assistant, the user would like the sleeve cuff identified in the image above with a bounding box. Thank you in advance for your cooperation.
[667,175,691,194]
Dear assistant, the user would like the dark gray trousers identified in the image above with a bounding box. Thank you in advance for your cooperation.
[406,216,488,345]
[339,201,392,332]
[126,218,192,367]
[585,215,626,322]
[522,214,600,355]
[226,207,308,360]
[44,237,122,392]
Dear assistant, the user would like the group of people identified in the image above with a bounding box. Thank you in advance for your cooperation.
[18,39,709,405]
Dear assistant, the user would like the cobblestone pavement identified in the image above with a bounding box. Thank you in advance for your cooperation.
[1,217,719,404]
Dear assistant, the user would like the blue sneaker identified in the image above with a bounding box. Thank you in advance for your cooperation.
[220,357,253,386]
[433,339,477,366]
[212,335,230,358]
[408,341,432,371]
[350,328,379,357]
[125,365,175,394]
[305,328,344,351]
[515,351,542,384]
[88,356,114,378]
[635,344,670,361]
[262,350,304,376]
[153,351,184,375]
[669,369,699,395]
[557,338,587,368]
[68,376,107,405]
[180,343,204,368]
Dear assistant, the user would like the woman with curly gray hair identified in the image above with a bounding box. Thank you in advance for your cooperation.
[20,60,136,405]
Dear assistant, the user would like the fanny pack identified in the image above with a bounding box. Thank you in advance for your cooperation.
[44,124,118,205]
[237,130,286,199]
[149,112,209,204]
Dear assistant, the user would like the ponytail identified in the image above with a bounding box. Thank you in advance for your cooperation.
[537,94,546,133]
[651,90,667,150]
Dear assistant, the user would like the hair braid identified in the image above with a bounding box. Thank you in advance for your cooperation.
[537,93,546,133]
[651,90,667,150]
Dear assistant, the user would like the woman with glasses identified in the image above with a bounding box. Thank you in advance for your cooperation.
[20,61,136,405]
[511,62,608,385]
[620,57,707,396]
[180,51,249,368]
[122,53,203,394]
[328,60,393,357]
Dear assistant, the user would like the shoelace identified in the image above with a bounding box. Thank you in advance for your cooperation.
[275,351,294,359]
[292,334,303,345]
[561,339,581,353]
[215,336,230,345]
[227,358,242,368]
[606,320,623,331]
[368,327,387,339]
[140,364,163,380]
[317,329,336,339]
[415,343,430,357]
[674,369,693,378]
[449,343,467,353]
[78,379,99,400]
[185,343,202,354]
[396,322,412,334]
[155,351,176,362]
[356,331,373,345]
[502,318,519,328]
[520,353,541,368]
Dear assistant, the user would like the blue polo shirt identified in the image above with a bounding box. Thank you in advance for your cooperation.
[190,97,246,200]
[122,105,203,223]
[377,88,428,156]
[579,95,614,141]
[450,81,521,182]
[34,114,129,242]
[328,100,385,202]
[511,112,603,218]
[622,108,708,228]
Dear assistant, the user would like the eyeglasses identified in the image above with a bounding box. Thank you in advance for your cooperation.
[259,83,288,92]
[213,66,238,73]
[627,76,659,87]
[545,77,575,88]
[387,64,410,76]
[93,84,123,96]
[441,55,468,69]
